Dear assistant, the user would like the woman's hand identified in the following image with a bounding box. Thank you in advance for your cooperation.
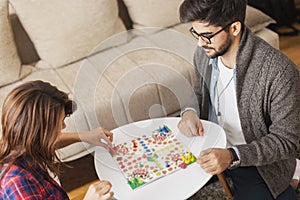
[83,180,114,200]
[177,110,204,136]
[80,127,113,149]
[56,127,113,149]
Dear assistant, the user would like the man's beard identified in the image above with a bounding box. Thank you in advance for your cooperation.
[202,34,231,58]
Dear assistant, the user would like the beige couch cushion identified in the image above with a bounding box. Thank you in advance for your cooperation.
[123,0,182,28]
[0,0,31,87]
[10,0,126,68]
[122,0,275,33]
[255,28,279,49]
[245,6,275,33]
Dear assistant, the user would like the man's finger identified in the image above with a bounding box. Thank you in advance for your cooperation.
[188,123,198,136]
[200,148,212,156]
[197,155,210,165]
[197,120,204,136]
[179,122,193,137]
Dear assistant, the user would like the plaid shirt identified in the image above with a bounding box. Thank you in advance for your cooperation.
[0,157,69,200]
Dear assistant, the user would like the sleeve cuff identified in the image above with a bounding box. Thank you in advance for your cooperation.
[180,107,198,117]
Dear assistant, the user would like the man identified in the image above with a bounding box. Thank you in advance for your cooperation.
[178,0,300,199]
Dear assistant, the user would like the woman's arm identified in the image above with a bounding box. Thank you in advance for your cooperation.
[55,127,113,149]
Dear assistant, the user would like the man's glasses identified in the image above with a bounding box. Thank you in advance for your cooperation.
[189,22,233,44]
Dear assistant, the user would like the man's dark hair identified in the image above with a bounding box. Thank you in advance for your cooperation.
[179,0,247,27]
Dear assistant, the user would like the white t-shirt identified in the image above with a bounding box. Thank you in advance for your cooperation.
[216,57,246,146]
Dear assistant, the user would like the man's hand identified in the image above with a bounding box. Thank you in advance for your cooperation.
[177,110,203,136]
[197,148,232,175]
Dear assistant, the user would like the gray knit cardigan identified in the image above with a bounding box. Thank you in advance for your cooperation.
[192,26,300,198]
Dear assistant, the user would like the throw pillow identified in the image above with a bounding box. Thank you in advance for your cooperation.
[122,0,182,29]
[0,0,31,87]
[10,0,127,68]
[245,6,276,33]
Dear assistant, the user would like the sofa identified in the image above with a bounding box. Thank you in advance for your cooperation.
[0,0,279,191]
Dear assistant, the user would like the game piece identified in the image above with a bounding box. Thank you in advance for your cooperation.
[109,125,196,189]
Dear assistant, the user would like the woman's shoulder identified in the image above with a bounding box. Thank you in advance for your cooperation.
[1,162,40,185]
[0,161,50,199]
[0,163,43,199]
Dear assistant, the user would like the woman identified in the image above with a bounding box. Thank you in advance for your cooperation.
[0,80,114,199]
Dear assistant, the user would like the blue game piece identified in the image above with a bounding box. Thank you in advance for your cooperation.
[163,125,169,133]
[165,161,170,168]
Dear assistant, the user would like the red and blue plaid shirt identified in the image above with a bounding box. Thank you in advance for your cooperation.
[0,157,69,200]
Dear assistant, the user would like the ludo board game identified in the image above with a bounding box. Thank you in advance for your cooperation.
[109,125,196,189]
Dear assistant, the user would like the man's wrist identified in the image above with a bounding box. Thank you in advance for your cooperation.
[227,147,241,169]
[180,107,198,117]
[230,146,241,160]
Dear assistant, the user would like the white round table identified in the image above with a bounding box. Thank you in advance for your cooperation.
[94,117,226,200]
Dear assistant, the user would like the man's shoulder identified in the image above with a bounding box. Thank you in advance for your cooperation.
[241,29,298,75]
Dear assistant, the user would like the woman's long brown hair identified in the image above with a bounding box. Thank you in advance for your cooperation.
[0,80,76,180]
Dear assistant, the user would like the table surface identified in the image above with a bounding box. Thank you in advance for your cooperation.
[94,117,226,200]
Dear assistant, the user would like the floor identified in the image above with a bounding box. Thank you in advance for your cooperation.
[67,180,99,200]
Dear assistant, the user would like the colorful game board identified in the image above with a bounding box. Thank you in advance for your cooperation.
[109,125,196,189]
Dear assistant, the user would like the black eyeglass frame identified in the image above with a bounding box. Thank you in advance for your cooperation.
[189,22,234,44]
